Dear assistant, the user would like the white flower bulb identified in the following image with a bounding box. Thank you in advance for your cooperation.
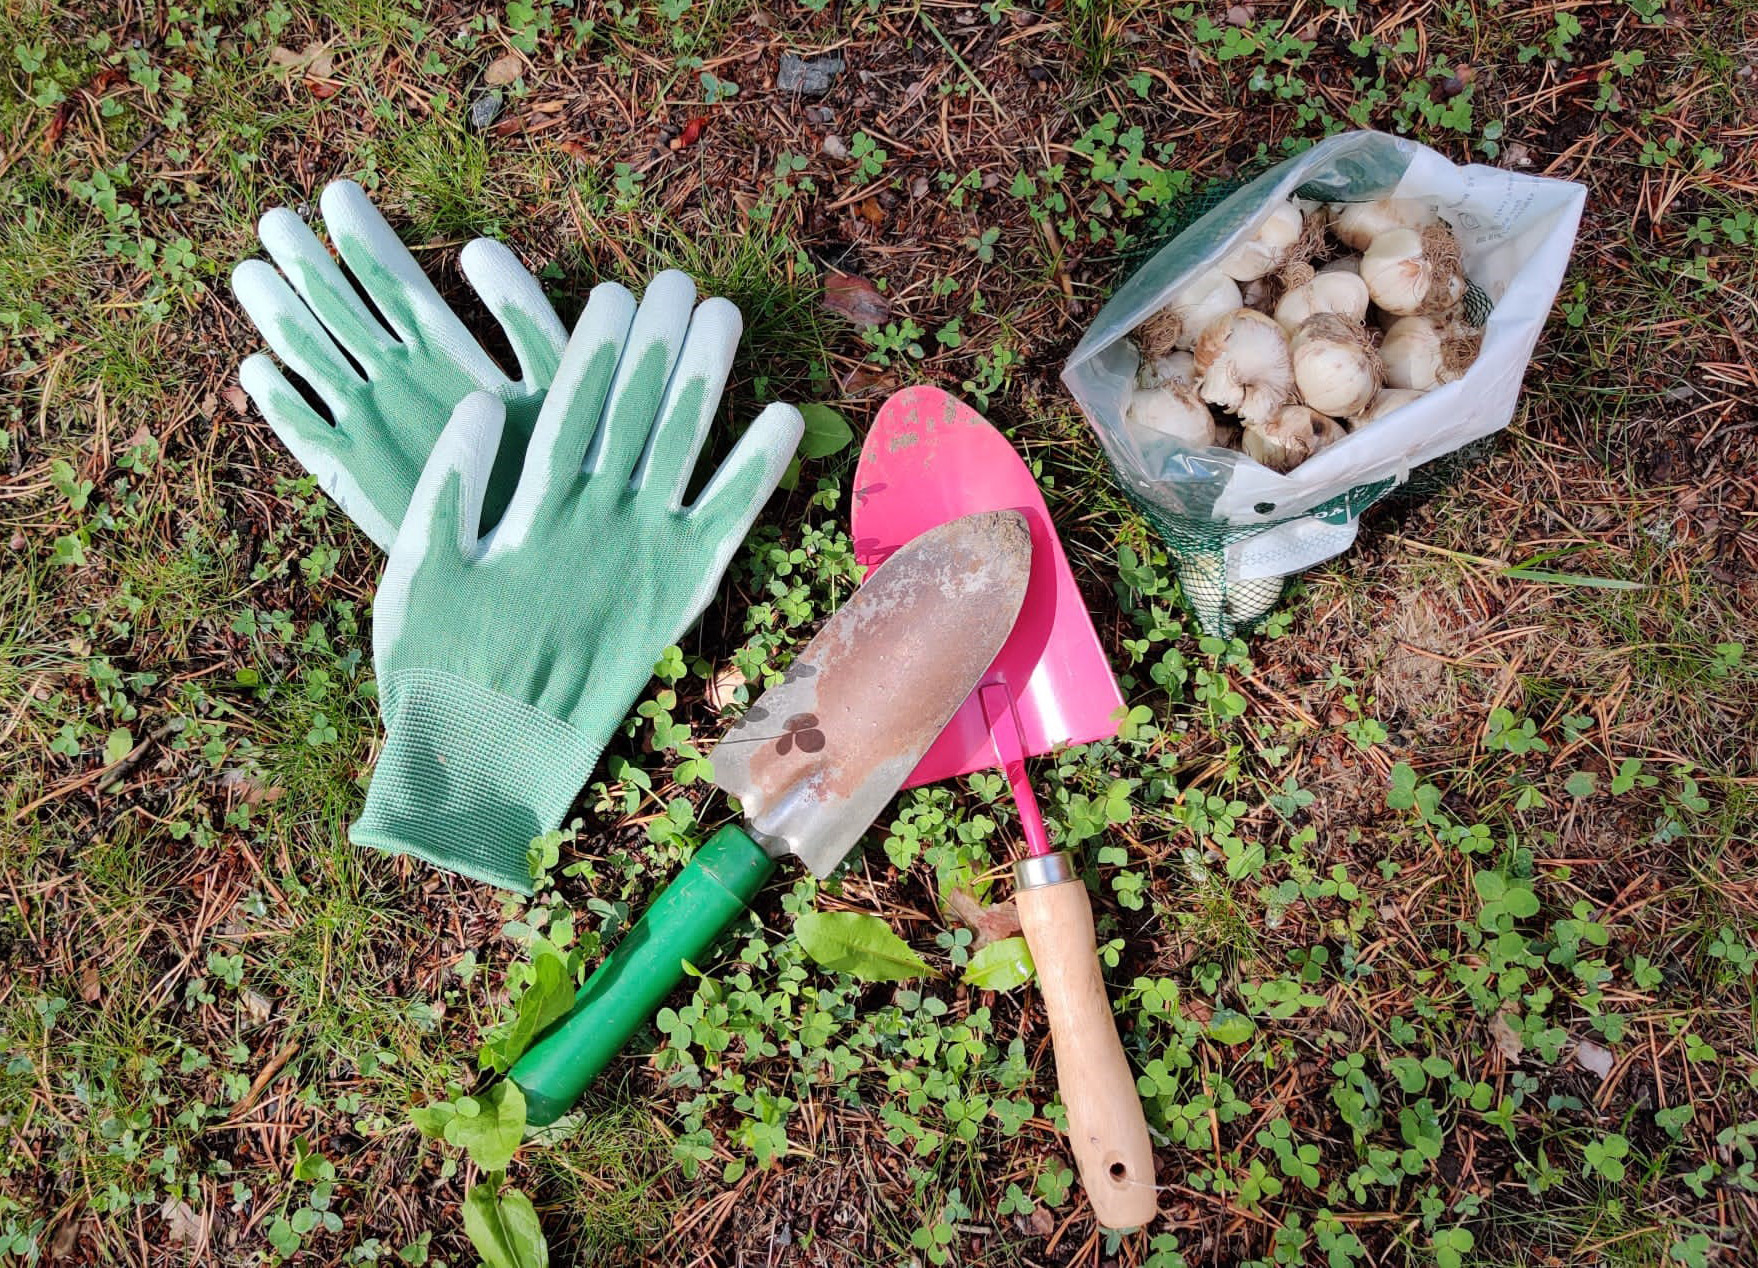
[1330,198,1436,250]
[1135,269,1244,355]
[1380,315,1480,390]
[1138,349,1196,388]
[1290,313,1380,418]
[1193,308,1294,427]
[1218,201,1305,282]
[1274,268,1370,334]
[1125,382,1218,449]
[1241,404,1347,474]
[1361,225,1467,316]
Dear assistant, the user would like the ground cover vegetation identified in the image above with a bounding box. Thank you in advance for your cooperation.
[1,0,1755,1263]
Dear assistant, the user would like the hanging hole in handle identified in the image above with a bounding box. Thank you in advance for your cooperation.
[1109,1162,1129,1180]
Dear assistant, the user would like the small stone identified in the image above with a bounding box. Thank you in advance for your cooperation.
[821,133,848,160]
[1574,1038,1616,1078]
[468,91,503,130]
[777,52,845,96]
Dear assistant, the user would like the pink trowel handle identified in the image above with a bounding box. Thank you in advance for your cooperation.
[979,683,1053,857]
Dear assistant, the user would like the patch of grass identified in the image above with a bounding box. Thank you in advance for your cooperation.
[538,1105,677,1260]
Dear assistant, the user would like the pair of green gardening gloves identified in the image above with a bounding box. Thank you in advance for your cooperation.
[232,182,803,891]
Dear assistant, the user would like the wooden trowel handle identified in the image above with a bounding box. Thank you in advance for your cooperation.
[1016,853,1158,1230]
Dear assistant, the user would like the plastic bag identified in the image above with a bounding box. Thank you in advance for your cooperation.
[1062,130,1586,634]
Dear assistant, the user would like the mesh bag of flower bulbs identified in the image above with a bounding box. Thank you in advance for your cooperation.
[1063,130,1586,636]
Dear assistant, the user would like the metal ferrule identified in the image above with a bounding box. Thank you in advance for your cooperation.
[1014,851,1076,890]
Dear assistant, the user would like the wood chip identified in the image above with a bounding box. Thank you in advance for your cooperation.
[484,53,524,85]
[943,887,1021,948]
[1490,1012,1523,1063]
[707,664,747,711]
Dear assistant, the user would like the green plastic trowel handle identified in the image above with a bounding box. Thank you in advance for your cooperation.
[511,824,775,1125]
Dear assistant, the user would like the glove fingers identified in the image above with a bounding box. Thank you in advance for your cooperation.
[232,259,365,418]
[319,181,505,386]
[238,354,400,549]
[587,269,696,486]
[638,296,743,509]
[377,392,506,649]
[461,238,568,391]
[493,279,637,548]
[257,206,396,372]
[686,401,805,543]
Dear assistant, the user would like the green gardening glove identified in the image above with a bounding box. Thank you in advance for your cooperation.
[351,270,804,892]
[231,181,568,548]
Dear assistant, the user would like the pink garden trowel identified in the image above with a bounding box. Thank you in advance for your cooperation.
[852,386,1158,1229]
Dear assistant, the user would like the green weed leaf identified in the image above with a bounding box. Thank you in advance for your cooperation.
[796,403,854,460]
[461,1181,548,1268]
[1206,1010,1256,1045]
[479,940,578,1073]
[795,911,930,981]
[413,1080,527,1171]
[963,937,1035,991]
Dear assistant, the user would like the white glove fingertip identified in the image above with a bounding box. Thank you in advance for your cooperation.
[229,257,283,312]
[257,205,316,258]
[751,400,807,462]
[383,391,506,631]
[691,401,804,519]
[460,238,568,387]
[686,296,744,363]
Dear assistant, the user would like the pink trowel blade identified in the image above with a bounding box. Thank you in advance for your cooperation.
[851,386,1123,850]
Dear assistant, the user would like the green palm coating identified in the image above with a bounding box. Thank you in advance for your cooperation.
[349,270,804,892]
[232,180,567,548]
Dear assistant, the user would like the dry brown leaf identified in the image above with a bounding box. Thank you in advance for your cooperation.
[80,963,101,1002]
[219,769,284,806]
[943,887,1022,948]
[484,53,524,86]
[1490,1012,1523,1063]
[241,988,273,1026]
[707,664,747,711]
[223,384,250,413]
[270,43,333,78]
[159,1199,202,1244]
[823,271,889,326]
[48,1218,80,1259]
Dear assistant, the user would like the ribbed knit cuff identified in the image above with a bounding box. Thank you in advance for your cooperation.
[350,669,604,893]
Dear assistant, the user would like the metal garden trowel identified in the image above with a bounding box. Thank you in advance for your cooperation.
[852,386,1158,1230]
[510,509,1032,1125]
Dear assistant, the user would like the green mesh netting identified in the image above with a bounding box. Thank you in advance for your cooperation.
[1100,170,1499,636]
